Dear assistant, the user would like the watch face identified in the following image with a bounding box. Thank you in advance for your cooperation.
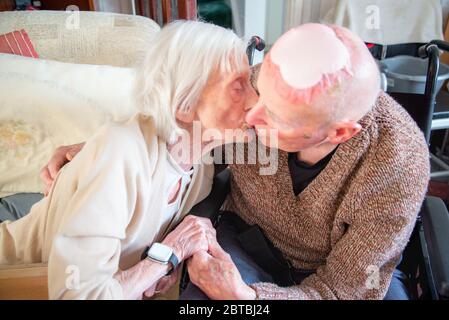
[148,243,173,263]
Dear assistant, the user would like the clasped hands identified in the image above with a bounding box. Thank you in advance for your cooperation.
[143,215,255,300]
[182,218,257,300]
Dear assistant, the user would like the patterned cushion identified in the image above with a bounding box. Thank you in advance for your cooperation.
[0,29,39,58]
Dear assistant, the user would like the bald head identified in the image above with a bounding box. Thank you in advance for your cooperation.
[261,23,380,123]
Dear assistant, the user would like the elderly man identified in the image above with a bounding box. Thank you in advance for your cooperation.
[181,23,430,300]
[41,24,429,300]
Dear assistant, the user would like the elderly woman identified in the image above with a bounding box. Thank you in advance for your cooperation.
[0,20,257,299]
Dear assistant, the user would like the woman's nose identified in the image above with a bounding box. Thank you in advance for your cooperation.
[245,103,266,126]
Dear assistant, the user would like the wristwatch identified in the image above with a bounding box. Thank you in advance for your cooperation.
[146,243,179,275]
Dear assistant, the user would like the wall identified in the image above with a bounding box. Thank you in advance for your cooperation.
[265,0,285,49]
[228,0,244,37]
[244,0,266,64]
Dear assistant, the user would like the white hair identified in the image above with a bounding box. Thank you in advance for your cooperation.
[134,20,247,141]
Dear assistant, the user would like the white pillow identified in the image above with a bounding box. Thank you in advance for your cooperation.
[0,54,138,197]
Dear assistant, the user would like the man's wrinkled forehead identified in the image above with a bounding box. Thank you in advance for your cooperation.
[262,23,353,105]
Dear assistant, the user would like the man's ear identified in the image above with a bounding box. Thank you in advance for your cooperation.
[327,121,362,144]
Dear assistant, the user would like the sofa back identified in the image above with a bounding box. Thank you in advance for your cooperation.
[0,10,160,67]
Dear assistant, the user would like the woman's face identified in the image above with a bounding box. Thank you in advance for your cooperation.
[192,60,258,144]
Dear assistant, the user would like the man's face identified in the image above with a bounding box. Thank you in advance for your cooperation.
[245,61,329,152]
[195,60,259,144]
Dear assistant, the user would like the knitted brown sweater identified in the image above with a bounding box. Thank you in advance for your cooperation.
[223,92,430,300]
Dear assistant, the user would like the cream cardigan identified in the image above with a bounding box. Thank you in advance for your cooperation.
[0,114,214,299]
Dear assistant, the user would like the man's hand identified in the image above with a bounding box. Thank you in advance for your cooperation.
[40,143,85,195]
[187,238,256,300]
[162,215,217,262]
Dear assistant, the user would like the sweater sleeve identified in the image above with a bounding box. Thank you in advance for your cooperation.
[47,124,140,300]
[250,137,430,300]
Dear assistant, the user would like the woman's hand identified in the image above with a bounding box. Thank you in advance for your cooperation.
[143,215,217,298]
[40,142,85,195]
[116,216,216,300]
[115,258,171,300]
[162,215,216,261]
[143,267,180,298]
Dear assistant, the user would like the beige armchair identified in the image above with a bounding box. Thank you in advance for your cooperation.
[0,10,160,300]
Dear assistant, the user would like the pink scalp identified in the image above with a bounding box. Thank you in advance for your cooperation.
[265,23,354,105]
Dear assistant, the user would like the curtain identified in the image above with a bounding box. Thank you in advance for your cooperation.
[284,0,336,30]
[93,0,133,14]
